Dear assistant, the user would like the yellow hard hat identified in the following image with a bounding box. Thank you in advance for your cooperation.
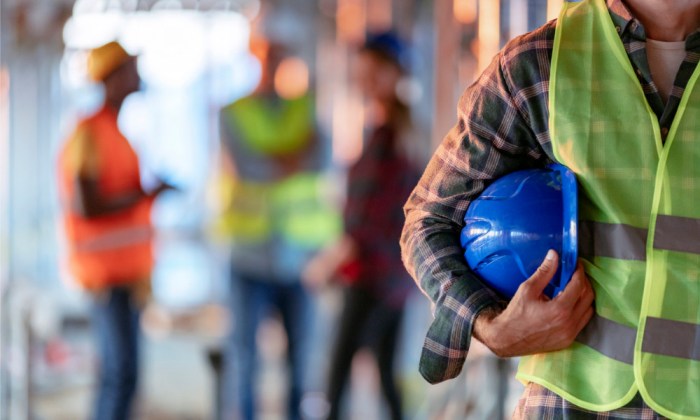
[86,41,134,82]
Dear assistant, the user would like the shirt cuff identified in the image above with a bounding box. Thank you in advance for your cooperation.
[418,281,503,384]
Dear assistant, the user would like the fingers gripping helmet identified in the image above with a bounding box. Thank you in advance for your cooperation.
[460,164,578,299]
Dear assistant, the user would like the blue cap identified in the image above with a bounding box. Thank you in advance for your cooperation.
[460,164,578,299]
[362,31,410,72]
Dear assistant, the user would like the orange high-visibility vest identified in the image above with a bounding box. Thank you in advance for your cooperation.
[58,106,153,290]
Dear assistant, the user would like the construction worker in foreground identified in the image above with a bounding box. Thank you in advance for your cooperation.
[401,0,700,418]
[58,41,173,420]
[217,37,340,420]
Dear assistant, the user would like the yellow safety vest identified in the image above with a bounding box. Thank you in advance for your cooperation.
[216,176,272,243]
[225,94,314,156]
[217,93,340,248]
[271,173,341,248]
[517,1,700,418]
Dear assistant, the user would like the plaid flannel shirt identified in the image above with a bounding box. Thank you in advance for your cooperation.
[345,124,420,306]
[514,383,663,419]
[401,0,700,390]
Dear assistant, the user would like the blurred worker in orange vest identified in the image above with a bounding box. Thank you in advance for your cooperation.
[57,41,173,420]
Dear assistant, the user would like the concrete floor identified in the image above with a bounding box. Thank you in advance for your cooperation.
[25,294,521,420]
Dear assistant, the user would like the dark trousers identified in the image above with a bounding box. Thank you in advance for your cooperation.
[92,287,141,420]
[223,274,313,420]
[326,286,404,420]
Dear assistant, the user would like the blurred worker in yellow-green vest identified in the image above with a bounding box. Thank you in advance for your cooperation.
[57,41,173,420]
[216,36,340,420]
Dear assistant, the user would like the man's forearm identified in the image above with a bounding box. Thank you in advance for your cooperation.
[472,305,503,344]
[467,254,595,358]
[73,177,147,218]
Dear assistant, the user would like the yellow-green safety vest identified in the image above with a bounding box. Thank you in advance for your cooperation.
[216,176,272,243]
[217,93,340,247]
[271,173,341,248]
[224,93,314,156]
[217,172,340,248]
[517,0,700,418]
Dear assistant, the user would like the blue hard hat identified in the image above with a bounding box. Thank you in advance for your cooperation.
[460,164,578,299]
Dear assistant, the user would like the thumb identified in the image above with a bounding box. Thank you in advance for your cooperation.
[522,249,558,298]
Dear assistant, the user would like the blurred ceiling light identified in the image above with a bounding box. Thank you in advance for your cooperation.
[454,0,477,24]
[210,0,233,10]
[63,11,124,49]
[59,50,90,89]
[64,8,251,88]
[136,11,207,87]
[179,0,200,9]
[274,57,309,100]
[207,12,250,63]
[73,0,121,14]
[120,0,139,13]
[208,0,260,18]
[336,1,365,43]
[151,0,184,11]
[119,11,151,54]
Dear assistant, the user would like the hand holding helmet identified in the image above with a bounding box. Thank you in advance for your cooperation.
[463,164,595,357]
[473,251,595,357]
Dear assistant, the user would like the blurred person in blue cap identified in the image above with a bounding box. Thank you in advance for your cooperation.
[303,30,420,420]
[57,41,173,420]
[401,0,700,418]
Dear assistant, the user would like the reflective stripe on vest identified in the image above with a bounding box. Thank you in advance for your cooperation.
[653,215,700,255]
[73,225,151,253]
[515,0,700,417]
[576,314,700,365]
[576,313,636,365]
[579,221,648,261]
[580,217,700,261]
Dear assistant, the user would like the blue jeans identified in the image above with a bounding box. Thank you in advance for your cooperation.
[222,273,313,420]
[92,287,141,420]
